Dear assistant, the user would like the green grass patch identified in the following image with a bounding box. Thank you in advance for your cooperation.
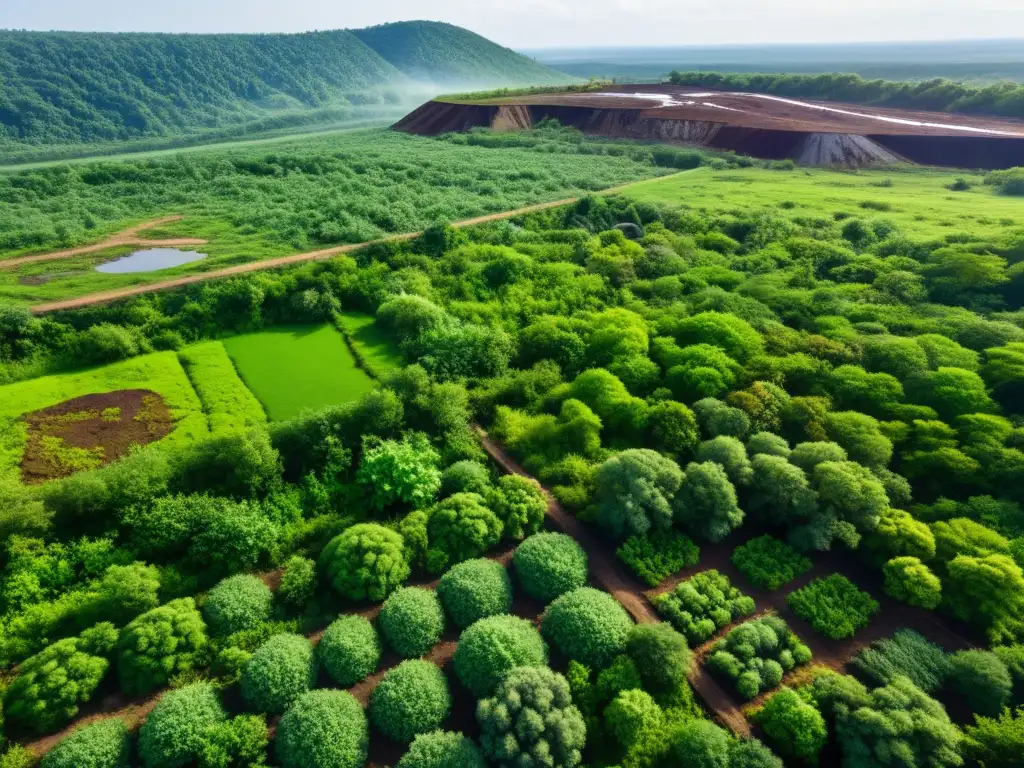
[222,324,376,421]
[0,352,209,482]
[177,341,267,432]
[334,312,403,380]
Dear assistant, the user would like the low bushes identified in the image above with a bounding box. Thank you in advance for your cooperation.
[378,587,445,658]
[616,530,699,587]
[754,687,827,764]
[369,660,452,743]
[513,532,588,603]
[542,587,634,668]
[851,630,950,693]
[453,615,548,697]
[731,536,812,591]
[241,634,317,715]
[652,569,755,644]
[137,683,225,768]
[319,523,410,602]
[277,556,317,609]
[41,719,130,768]
[437,558,513,629]
[118,598,209,695]
[426,493,503,574]
[196,714,269,768]
[202,574,273,636]
[396,731,487,768]
[275,689,368,768]
[787,574,879,640]
[707,616,811,700]
[318,615,381,687]
[945,650,1012,717]
[491,474,547,541]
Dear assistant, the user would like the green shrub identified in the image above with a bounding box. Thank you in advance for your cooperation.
[196,714,269,768]
[491,474,547,541]
[625,623,692,695]
[605,688,663,750]
[731,536,812,590]
[138,683,226,768]
[203,575,273,636]
[319,523,410,602]
[477,666,586,767]
[275,690,368,768]
[851,630,950,693]
[786,574,879,640]
[946,650,1012,717]
[754,687,826,764]
[426,493,503,574]
[41,719,130,768]
[187,499,279,579]
[0,746,35,768]
[277,556,317,609]
[241,634,316,715]
[437,558,513,629]
[542,587,634,668]
[378,587,445,658]
[592,449,683,540]
[616,530,699,587]
[440,460,493,498]
[707,616,811,700]
[513,532,588,602]
[453,615,548,697]
[883,557,942,609]
[318,615,381,687]
[369,660,452,743]
[357,433,441,512]
[118,598,209,695]
[962,706,1024,768]
[666,719,732,767]
[395,731,486,768]
[652,569,755,644]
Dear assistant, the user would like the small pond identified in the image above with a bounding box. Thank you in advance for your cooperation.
[96,248,207,274]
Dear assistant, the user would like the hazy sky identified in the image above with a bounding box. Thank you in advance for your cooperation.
[1,0,1021,48]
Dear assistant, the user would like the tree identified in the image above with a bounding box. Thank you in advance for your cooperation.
[172,428,280,499]
[727,381,791,433]
[828,365,904,417]
[357,433,440,512]
[754,687,826,764]
[275,690,368,768]
[370,660,451,743]
[864,335,931,379]
[695,436,753,486]
[196,714,269,768]
[666,720,732,768]
[945,649,1012,717]
[425,493,503,574]
[592,450,683,540]
[542,587,634,668]
[41,719,130,768]
[490,475,546,541]
[439,461,492,498]
[519,317,586,376]
[883,557,942,609]
[915,334,980,371]
[138,683,226,768]
[624,622,692,695]
[693,398,751,439]
[924,246,1008,305]
[513,532,589,603]
[437,558,513,629]
[319,523,410,602]
[605,689,664,751]
[825,412,893,468]
[747,432,790,458]
[241,634,316,715]
[187,500,278,580]
[788,441,847,472]
[747,453,818,528]
[866,508,936,561]
[118,598,209,695]
[673,312,764,362]
[452,615,548,698]
[905,367,996,420]
[586,308,649,365]
[647,400,701,457]
[674,461,744,542]
[813,460,889,538]
[82,561,160,627]
[202,575,273,637]
[376,294,446,339]
[945,553,1024,644]
[963,706,1024,768]
[395,731,487,768]
[317,616,381,687]
[378,587,445,658]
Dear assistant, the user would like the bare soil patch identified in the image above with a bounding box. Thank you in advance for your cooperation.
[20,389,174,483]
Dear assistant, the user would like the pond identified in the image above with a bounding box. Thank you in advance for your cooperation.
[96,248,207,274]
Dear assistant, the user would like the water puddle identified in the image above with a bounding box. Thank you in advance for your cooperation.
[95,248,207,274]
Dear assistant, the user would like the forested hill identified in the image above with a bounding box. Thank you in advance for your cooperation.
[0,23,571,150]
[352,21,568,86]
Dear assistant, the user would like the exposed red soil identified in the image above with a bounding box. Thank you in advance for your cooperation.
[19,389,173,484]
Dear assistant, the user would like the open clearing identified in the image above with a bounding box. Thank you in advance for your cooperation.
[222,324,376,421]
[336,311,405,378]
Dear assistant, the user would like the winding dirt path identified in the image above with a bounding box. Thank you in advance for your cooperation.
[2,216,208,270]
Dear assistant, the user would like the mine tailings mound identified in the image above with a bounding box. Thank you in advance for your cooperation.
[394,99,1024,170]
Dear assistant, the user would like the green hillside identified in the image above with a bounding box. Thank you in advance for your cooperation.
[352,21,571,86]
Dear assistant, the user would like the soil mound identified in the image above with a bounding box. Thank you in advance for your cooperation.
[20,389,174,483]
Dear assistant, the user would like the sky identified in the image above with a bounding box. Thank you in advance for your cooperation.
[1,0,1022,48]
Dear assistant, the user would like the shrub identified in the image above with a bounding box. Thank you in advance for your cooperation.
[138,683,226,768]
[946,649,1012,717]
[277,556,317,609]
[707,616,811,700]
[747,432,791,458]
[437,558,513,629]
[241,634,316,715]
[275,690,368,768]
[187,499,278,579]
[41,719,130,768]
[731,536,812,591]
[370,660,452,743]
[605,688,663,750]
[786,574,880,640]
[319,523,410,602]
[652,569,756,644]
[477,666,586,767]
[453,615,548,697]
[666,719,732,767]
[318,615,381,687]
[378,587,445,658]
[616,530,699,587]
[883,557,942,609]
[357,433,441,512]
[439,461,492,498]
[118,598,209,695]
[196,714,269,768]
[729,739,785,768]
[203,575,273,636]
[172,428,280,499]
[395,731,487,768]
[592,449,684,540]
[788,441,847,472]
[754,687,826,764]
[491,474,547,541]
[625,622,692,695]
[425,493,503,574]
[542,587,634,668]
[513,532,588,603]
[674,460,744,543]
[851,630,951,693]
[962,707,1024,768]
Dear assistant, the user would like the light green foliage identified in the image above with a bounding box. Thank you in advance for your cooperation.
[378,587,445,658]
[592,449,684,540]
[812,460,889,541]
[41,719,130,768]
[178,341,266,431]
[395,731,486,768]
[171,427,281,500]
[731,536,812,591]
[277,556,317,610]
[932,517,1011,562]
[196,714,269,768]
[675,460,744,542]
[453,615,548,697]
[370,659,452,743]
[825,411,893,468]
[653,569,756,644]
[425,492,503,574]
[117,598,209,695]
[491,474,547,541]
[317,615,381,687]
[357,433,441,512]
[437,558,513,629]
[693,398,751,440]
[754,687,827,764]
[586,308,649,366]
[915,334,981,371]
[906,367,995,419]
[787,574,880,640]
[319,523,410,601]
[946,649,1012,717]
[851,630,951,693]
[944,553,1024,644]
[241,634,316,715]
[275,690,368,768]
[647,400,701,457]
[605,689,663,750]
[666,719,732,768]
[788,441,847,473]
[673,312,764,363]
[477,666,586,768]
[708,616,811,700]
[884,557,942,609]
[138,683,226,768]
[868,508,936,561]
[377,295,447,341]
[203,575,273,637]
[747,432,791,458]
[542,587,634,668]
[963,706,1024,768]
[439,460,492,498]
[624,622,692,695]
[513,532,588,603]
[616,530,699,587]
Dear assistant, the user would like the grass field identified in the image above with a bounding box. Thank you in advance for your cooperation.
[622,165,1024,239]
[335,312,404,379]
[0,352,209,483]
[177,341,267,432]
[222,324,377,421]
